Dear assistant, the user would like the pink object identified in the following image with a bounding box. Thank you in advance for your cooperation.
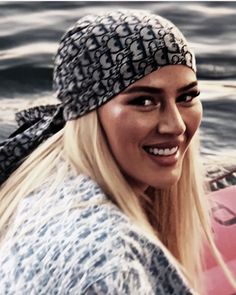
[204,185,236,295]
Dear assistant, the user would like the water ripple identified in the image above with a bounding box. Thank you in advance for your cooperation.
[0,1,235,157]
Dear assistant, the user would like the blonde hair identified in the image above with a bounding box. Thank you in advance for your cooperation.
[0,110,235,293]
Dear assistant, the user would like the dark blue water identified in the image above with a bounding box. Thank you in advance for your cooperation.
[0,1,235,161]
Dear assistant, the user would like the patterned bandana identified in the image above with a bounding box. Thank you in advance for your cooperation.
[0,9,196,185]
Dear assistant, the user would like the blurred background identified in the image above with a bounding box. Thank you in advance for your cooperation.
[0,1,235,172]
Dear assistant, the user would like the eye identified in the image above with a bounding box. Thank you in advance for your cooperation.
[129,96,157,107]
[177,91,200,103]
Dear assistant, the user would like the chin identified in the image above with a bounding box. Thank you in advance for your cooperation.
[152,179,178,189]
[149,170,182,190]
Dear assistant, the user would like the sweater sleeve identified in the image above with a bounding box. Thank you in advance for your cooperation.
[82,260,157,295]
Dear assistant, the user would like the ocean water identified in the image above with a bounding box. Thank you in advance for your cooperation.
[0,1,236,167]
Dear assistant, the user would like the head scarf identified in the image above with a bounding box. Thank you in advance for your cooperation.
[0,9,196,185]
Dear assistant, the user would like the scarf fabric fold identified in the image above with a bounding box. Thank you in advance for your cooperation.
[0,104,64,184]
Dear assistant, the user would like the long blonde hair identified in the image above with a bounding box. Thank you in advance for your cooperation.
[0,110,235,293]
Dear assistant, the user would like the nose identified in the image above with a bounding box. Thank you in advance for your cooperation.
[157,104,186,136]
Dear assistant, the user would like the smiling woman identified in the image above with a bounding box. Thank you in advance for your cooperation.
[0,9,235,295]
[99,65,202,191]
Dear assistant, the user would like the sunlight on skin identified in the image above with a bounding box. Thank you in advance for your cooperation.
[98,65,202,191]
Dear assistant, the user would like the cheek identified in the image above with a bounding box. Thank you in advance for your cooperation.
[186,102,203,139]
[99,107,153,153]
[109,115,145,145]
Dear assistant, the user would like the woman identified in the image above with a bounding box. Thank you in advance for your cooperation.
[0,9,235,294]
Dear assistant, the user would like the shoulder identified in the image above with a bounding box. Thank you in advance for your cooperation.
[0,174,193,294]
[53,201,192,295]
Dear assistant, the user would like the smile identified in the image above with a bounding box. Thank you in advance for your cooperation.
[143,143,180,166]
[144,146,178,156]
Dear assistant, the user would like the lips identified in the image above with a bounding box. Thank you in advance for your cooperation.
[143,140,181,154]
[143,140,181,166]
[144,146,178,156]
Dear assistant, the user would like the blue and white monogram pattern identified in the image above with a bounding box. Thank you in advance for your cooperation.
[0,173,195,294]
[0,9,196,185]
[54,10,196,120]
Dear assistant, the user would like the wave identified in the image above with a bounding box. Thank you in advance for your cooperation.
[0,1,235,95]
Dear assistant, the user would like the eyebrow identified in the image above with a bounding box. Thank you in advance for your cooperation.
[123,81,198,94]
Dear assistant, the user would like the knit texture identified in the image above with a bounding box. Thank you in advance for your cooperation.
[0,173,194,295]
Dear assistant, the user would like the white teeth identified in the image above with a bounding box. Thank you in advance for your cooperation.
[170,147,177,154]
[153,148,158,155]
[158,149,164,155]
[145,146,178,156]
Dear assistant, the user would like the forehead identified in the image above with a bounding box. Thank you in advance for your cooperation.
[54,11,196,120]
[125,65,197,91]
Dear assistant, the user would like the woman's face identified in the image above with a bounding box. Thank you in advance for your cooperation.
[98,65,202,191]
